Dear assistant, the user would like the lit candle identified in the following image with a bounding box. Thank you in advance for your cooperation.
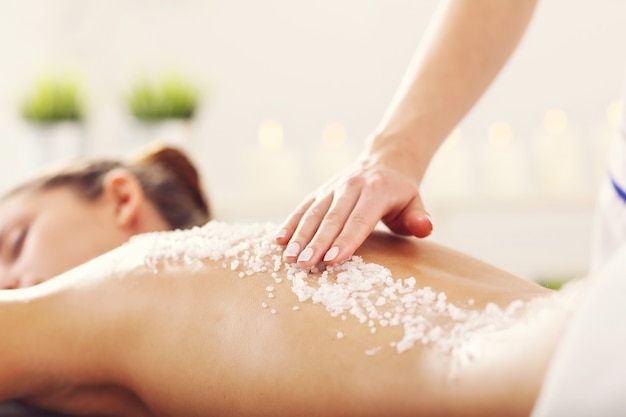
[243,120,302,214]
[587,99,623,186]
[478,121,532,198]
[310,122,355,187]
[422,128,476,201]
[531,108,590,198]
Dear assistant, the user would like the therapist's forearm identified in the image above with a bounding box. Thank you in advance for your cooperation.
[369,0,538,182]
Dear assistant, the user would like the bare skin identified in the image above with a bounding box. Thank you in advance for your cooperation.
[277,0,539,269]
[0,228,574,417]
[0,170,171,289]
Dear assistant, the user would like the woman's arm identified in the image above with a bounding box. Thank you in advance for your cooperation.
[278,0,539,269]
[0,253,152,417]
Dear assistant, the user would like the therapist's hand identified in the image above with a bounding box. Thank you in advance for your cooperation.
[275,149,433,269]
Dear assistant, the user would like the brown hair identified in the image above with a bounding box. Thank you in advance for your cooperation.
[3,143,211,230]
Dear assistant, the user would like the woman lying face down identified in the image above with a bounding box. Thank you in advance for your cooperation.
[0,143,211,289]
[0,217,582,416]
[0,145,584,416]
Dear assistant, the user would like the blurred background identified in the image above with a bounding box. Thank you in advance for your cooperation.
[0,0,624,283]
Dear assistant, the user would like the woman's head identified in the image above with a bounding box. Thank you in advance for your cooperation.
[0,143,211,289]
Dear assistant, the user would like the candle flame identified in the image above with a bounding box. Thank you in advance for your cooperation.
[607,99,623,128]
[543,108,568,135]
[258,120,284,150]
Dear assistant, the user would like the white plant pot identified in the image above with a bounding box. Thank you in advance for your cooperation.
[25,121,86,167]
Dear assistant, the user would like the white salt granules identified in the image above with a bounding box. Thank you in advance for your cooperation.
[365,346,381,356]
[132,221,285,275]
[131,221,542,368]
[281,255,527,357]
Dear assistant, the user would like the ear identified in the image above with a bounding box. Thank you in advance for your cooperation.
[101,168,146,230]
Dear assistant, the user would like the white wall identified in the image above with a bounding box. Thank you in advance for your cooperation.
[0,0,624,280]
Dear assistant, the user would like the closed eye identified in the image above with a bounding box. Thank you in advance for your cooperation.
[10,227,28,259]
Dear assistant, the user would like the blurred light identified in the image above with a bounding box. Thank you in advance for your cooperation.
[258,119,284,150]
[543,108,568,135]
[488,121,513,147]
[442,127,462,149]
[322,123,347,148]
[607,99,623,128]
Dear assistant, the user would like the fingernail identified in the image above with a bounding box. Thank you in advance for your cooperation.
[276,228,288,240]
[324,246,339,262]
[284,242,301,258]
[297,247,314,263]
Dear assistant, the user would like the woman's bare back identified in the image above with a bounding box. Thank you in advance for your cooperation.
[2,221,582,417]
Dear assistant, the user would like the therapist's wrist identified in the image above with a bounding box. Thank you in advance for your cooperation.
[362,130,431,183]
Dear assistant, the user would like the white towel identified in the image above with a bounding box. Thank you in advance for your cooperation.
[532,243,626,416]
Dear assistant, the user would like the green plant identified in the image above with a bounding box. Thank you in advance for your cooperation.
[536,276,577,290]
[21,75,85,124]
[127,74,200,122]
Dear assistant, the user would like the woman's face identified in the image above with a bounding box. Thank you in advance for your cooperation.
[0,187,134,289]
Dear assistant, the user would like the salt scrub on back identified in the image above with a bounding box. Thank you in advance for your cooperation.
[130,221,545,363]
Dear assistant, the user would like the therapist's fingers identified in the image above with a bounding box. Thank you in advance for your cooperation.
[277,158,430,268]
[280,193,334,263]
[383,195,433,238]
[292,181,366,269]
[306,182,393,268]
[275,196,315,246]
[320,176,433,267]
